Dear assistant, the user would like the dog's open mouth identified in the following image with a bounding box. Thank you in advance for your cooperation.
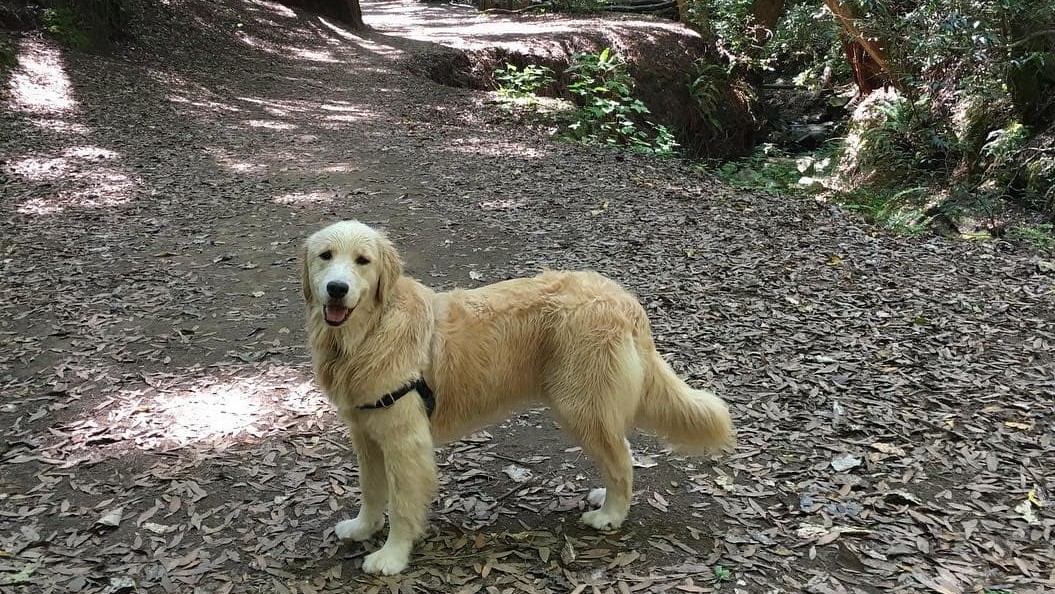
[323,304,351,327]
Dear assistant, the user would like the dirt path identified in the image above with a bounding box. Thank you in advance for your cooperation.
[2,1,1053,593]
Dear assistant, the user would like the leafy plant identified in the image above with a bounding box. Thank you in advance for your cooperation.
[712,564,733,584]
[713,143,815,192]
[1006,223,1055,248]
[691,0,1055,226]
[980,122,1030,167]
[841,186,932,234]
[688,59,728,133]
[42,5,91,49]
[495,63,555,100]
[857,93,961,175]
[0,34,16,70]
[773,2,849,90]
[563,48,679,155]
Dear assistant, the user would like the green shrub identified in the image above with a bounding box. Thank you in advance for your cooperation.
[39,0,130,49]
[42,5,91,49]
[0,34,16,70]
[493,62,556,114]
[687,59,728,134]
[1006,223,1055,247]
[495,63,555,99]
[713,143,803,192]
[841,186,932,234]
[564,48,679,155]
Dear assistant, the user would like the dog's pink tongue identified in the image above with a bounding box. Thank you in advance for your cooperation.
[324,305,349,324]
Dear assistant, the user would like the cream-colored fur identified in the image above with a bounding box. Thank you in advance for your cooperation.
[303,220,735,575]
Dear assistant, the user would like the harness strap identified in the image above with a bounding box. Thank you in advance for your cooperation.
[357,377,435,417]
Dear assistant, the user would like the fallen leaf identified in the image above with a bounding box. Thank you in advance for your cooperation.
[831,453,862,472]
[502,464,532,483]
[95,507,125,529]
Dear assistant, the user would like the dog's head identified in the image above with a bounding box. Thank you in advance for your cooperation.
[301,221,403,328]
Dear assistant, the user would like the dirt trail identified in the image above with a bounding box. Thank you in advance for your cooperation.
[1,1,1053,592]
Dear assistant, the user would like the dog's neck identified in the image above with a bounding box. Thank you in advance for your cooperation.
[310,277,434,412]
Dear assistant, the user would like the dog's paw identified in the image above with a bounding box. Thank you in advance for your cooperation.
[586,487,606,507]
[362,545,410,575]
[335,517,383,542]
[581,508,625,531]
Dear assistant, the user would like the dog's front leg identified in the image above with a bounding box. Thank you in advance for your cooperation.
[361,422,436,575]
[336,430,388,542]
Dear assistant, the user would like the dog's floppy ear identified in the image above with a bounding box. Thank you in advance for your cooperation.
[374,233,403,306]
[300,245,313,303]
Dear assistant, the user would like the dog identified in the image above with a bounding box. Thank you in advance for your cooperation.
[302,220,734,575]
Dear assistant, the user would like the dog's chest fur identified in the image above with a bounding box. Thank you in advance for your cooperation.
[309,279,434,416]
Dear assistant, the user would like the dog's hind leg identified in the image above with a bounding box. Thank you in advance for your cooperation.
[549,333,642,531]
[361,417,437,575]
[551,383,635,530]
[567,419,634,531]
[336,430,388,542]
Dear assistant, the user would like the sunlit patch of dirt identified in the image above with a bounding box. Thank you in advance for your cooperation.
[7,38,75,113]
[16,171,138,215]
[274,190,335,205]
[30,365,334,462]
[28,117,91,134]
[245,118,298,130]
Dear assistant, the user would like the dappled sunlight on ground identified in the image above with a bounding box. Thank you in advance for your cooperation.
[237,30,342,63]
[238,95,332,116]
[246,0,297,18]
[29,118,91,134]
[9,147,140,215]
[479,198,528,211]
[319,162,360,173]
[442,136,551,159]
[206,146,271,174]
[273,190,336,205]
[16,170,138,215]
[314,17,404,61]
[168,92,243,113]
[4,38,143,215]
[363,0,699,54]
[53,364,335,455]
[7,39,75,113]
[245,118,298,130]
[133,365,329,446]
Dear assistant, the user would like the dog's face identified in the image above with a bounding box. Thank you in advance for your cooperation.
[302,221,402,328]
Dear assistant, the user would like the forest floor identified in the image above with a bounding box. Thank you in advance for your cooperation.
[1,1,1054,593]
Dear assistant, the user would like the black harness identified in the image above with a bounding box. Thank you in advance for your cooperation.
[357,377,436,417]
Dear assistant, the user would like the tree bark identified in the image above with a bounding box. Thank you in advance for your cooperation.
[822,0,895,94]
[751,0,784,45]
[287,0,365,30]
[1006,28,1055,127]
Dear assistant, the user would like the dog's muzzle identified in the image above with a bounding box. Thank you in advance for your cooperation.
[324,281,351,327]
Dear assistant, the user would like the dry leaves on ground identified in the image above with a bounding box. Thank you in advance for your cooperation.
[2,0,1054,592]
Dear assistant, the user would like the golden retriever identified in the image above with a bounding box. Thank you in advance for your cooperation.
[302,220,734,575]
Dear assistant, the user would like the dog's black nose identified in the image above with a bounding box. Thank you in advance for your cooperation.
[326,281,349,299]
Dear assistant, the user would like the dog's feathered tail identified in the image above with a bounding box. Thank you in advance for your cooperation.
[635,351,734,455]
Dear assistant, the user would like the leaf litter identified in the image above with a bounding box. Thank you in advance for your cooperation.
[1,0,1054,593]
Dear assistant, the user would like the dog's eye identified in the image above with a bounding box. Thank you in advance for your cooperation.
[319,251,332,261]
[355,255,371,266]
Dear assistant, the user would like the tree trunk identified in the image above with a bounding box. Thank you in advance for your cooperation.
[1006,29,1055,127]
[822,0,895,94]
[289,0,365,30]
[751,0,784,45]
[340,0,364,30]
